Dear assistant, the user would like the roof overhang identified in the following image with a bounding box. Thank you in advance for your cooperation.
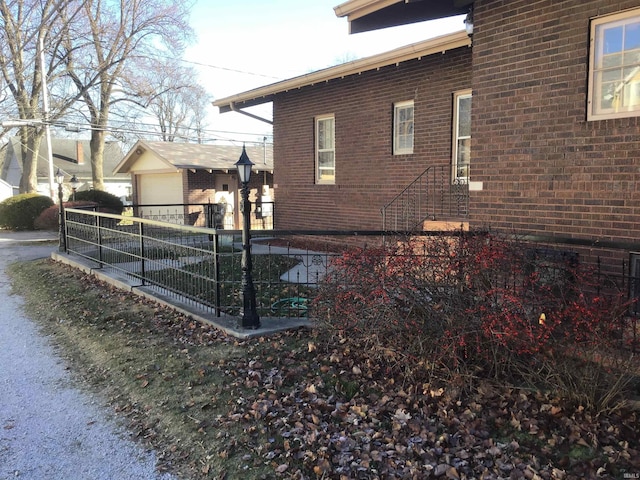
[213,30,470,113]
[334,0,472,33]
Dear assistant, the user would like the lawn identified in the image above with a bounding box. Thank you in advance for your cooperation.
[7,258,640,479]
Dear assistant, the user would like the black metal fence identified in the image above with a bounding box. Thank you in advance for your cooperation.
[61,207,638,349]
[126,202,274,230]
[63,207,333,320]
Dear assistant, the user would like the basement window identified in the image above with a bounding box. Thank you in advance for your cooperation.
[588,8,640,120]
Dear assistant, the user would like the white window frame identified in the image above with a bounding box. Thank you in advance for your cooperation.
[452,90,472,184]
[588,8,640,120]
[393,100,414,155]
[315,114,335,184]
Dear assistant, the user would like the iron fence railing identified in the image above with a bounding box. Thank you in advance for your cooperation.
[61,207,638,350]
[63,208,337,320]
[126,202,274,230]
[381,164,469,231]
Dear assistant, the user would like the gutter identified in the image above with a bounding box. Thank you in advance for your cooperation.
[333,0,400,21]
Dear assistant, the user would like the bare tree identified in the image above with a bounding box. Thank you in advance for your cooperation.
[0,0,80,193]
[63,0,193,190]
[135,59,211,142]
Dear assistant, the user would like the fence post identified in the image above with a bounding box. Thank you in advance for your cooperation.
[139,222,146,285]
[213,232,221,317]
[96,214,103,265]
[205,203,212,229]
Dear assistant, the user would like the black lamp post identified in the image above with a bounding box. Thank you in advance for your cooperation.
[235,146,260,329]
[55,168,66,252]
[69,174,79,201]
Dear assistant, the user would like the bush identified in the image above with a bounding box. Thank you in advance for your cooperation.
[313,232,636,413]
[34,201,98,230]
[73,189,123,213]
[0,193,54,230]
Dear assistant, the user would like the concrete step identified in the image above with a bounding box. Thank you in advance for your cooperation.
[422,220,469,231]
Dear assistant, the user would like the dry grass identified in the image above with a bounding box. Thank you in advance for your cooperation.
[8,259,299,479]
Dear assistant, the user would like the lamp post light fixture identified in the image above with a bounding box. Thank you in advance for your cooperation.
[55,168,66,253]
[235,146,261,329]
[69,174,79,201]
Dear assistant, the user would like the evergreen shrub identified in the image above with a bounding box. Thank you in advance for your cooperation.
[74,189,123,213]
[0,194,54,230]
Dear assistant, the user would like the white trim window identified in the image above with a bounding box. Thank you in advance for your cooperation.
[453,90,472,183]
[588,8,640,120]
[393,100,414,155]
[315,114,335,184]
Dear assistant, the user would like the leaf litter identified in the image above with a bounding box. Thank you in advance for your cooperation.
[7,259,640,479]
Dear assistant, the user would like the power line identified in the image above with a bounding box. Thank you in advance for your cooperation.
[161,55,282,81]
[3,117,273,147]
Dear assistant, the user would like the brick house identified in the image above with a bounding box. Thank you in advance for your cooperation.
[215,0,640,277]
[114,140,274,229]
[331,0,640,277]
[214,31,472,231]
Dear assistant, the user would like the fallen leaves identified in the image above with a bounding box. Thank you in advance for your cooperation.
[211,341,640,478]
[11,260,640,479]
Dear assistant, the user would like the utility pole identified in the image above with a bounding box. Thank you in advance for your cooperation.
[40,34,55,199]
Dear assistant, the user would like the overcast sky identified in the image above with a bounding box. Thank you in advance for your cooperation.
[184,1,464,144]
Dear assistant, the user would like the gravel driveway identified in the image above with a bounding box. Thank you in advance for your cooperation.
[0,231,174,480]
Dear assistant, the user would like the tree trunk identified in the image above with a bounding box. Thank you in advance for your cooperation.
[20,132,43,194]
[89,130,105,191]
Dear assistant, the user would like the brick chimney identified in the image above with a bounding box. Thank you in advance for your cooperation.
[76,141,84,165]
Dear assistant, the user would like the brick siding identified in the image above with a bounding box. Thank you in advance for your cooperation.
[272,46,472,230]
[471,0,640,251]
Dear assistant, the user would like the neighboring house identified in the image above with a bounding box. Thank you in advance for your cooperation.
[214,31,472,231]
[0,178,12,202]
[113,141,274,229]
[0,143,16,199]
[1,137,130,200]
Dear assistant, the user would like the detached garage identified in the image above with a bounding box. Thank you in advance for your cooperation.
[114,141,274,229]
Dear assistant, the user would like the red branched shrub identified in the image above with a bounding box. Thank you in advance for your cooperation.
[313,232,636,408]
[34,201,98,230]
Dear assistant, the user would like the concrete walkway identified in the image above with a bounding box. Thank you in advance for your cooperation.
[0,229,174,480]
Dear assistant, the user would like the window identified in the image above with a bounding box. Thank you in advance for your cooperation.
[315,115,335,184]
[588,9,640,120]
[453,90,472,183]
[393,101,414,155]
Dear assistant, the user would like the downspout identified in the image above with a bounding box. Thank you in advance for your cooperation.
[229,102,273,125]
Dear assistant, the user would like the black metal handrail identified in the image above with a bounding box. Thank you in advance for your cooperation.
[381,164,469,231]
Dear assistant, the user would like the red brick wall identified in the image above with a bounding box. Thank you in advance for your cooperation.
[184,170,273,205]
[272,46,472,230]
[185,170,215,204]
[471,0,640,246]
